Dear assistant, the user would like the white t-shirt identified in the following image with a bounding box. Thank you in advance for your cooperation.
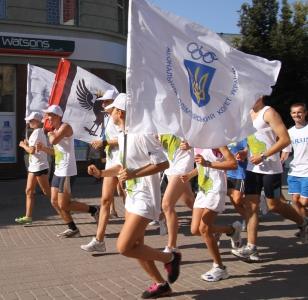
[53,129,77,177]
[286,124,308,177]
[117,133,167,220]
[159,134,194,176]
[104,117,121,169]
[28,128,49,172]
[246,106,283,174]
[194,148,227,213]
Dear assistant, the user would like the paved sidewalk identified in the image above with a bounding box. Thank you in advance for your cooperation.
[0,177,307,300]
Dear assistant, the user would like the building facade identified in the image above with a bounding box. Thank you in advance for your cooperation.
[0,0,128,178]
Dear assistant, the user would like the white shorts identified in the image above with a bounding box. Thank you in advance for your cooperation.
[165,149,194,176]
[125,193,161,221]
[193,191,226,213]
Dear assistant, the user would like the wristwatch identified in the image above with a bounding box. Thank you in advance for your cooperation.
[260,153,267,161]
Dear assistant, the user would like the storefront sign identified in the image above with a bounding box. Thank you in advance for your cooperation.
[0,35,75,56]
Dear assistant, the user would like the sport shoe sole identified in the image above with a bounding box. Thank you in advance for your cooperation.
[164,252,181,283]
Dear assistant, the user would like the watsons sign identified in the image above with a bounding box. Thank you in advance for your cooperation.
[0,35,75,56]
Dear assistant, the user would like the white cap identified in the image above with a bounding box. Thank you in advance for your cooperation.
[105,93,126,111]
[43,105,63,117]
[24,111,43,122]
[96,89,118,101]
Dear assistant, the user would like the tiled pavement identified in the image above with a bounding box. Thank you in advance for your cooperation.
[0,177,307,300]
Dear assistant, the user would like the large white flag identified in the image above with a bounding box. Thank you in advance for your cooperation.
[49,59,118,143]
[126,0,281,148]
[26,64,54,117]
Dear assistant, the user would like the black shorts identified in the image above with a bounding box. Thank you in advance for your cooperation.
[245,171,281,199]
[227,178,245,193]
[29,169,49,177]
[51,175,72,193]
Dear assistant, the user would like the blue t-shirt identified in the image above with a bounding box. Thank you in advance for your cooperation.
[227,139,247,180]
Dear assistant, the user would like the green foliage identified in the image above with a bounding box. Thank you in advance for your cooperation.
[235,0,308,127]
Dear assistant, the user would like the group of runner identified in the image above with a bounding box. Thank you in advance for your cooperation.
[17,91,307,299]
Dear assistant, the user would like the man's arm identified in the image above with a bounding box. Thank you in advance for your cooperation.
[48,123,73,145]
[264,108,291,157]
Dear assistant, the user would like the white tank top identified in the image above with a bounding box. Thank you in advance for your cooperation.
[53,130,77,177]
[247,106,283,174]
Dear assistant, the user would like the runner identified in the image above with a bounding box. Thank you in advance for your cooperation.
[160,135,195,253]
[283,103,308,222]
[81,90,124,252]
[39,105,99,237]
[227,139,248,231]
[181,147,241,281]
[90,94,181,298]
[16,112,50,225]
[232,97,308,261]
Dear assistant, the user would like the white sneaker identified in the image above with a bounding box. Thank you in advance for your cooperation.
[159,219,168,236]
[81,237,106,252]
[201,265,229,282]
[163,246,178,253]
[148,220,159,226]
[232,245,260,262]
[230,221,242,249]
[57,228,80,238]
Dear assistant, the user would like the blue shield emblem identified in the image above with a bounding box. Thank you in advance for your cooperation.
[184,60,216,107]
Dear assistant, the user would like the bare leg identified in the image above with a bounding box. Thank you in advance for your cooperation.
[25,173,37,218]
[117,212,173,283]
[245,194,260,245]
[267,196,303,225]
[96,176,118,241]
[228,188,246,220]
[199,209,222,266]
[162,176,194,248]
[36,174,51,199]
[291,194,307,218]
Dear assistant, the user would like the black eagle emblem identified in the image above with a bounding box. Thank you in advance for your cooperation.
[76,79,108,136]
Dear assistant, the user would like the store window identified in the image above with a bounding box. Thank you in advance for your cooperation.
[117,0,127,35]
[47,0,78,25]
[0,65,16,163]
[0,65,15,113]
[0,0,6,19]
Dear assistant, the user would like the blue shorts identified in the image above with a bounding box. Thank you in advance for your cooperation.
[288,175,308,198]
[51,175,73,194]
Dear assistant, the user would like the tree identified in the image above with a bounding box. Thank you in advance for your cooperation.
[236,0,308,127]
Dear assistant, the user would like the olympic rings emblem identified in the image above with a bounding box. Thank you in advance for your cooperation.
[187,42,218,63]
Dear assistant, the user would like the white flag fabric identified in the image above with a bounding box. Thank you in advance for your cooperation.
[126,0,281,148]
[51,59,118,143]
[26,64,54,117]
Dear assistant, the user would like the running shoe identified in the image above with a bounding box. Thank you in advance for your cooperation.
[57,228,80,238]
[164,252,181,283]
[81,237,106,252]
[141,282,172,299]
[148,220,159,226]
[159,219,168,236]
[15,216,32,225]
[201,265,230,282]
[230,221,242,249]
[232,245,260,262]
[163,246,178,253]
